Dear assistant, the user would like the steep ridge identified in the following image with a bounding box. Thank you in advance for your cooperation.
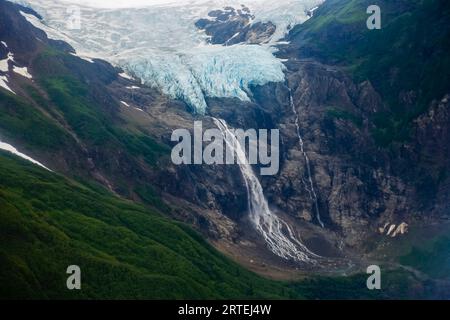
[0,151,293,299]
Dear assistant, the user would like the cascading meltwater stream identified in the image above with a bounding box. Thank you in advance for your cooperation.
[288,88,325,228]
[213,117,318,263]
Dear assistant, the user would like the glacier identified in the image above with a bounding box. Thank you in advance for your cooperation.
[0,140,50,170]
[13,0,324,113]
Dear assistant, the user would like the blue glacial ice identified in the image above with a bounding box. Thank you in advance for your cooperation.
[121,45,286,113]
[14,0,324,113]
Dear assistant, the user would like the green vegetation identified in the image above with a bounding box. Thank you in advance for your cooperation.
[400,236,450,279]
[289,270,426,300]
[42,76,113,146]
[134,184,171,213]
[0,91,73,151]
[33,49,169,164]
[42,73,169,164]
[0,152,290,299]
[292,0,450,146]
[115,131,171,168]
[1,52,170,198]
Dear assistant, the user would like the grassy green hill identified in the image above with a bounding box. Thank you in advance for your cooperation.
[0,151,291,299]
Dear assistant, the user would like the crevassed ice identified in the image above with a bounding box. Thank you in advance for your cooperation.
[121,45,286,113]
[14,0,323,113]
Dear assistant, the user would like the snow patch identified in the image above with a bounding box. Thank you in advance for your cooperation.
[120,100,144,112]
[0,140,50,170]
[0,46,33,80]
[119,72,134,80]
[13,66,33,79]
[0,75,15,94]
[70,52,95,63]
[379,222,409,238]
[0,58,9,72]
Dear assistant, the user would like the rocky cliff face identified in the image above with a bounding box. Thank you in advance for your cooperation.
[256,0,450,258]
[258,60,415,248]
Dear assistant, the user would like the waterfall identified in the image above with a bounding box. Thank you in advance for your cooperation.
[213,117,318,263]
[288,88,325,228]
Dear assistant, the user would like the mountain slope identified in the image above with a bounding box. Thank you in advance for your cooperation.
[1,0,450,299]
[2,151,446,299]
[286,0,450,146]
[0,151,292,299]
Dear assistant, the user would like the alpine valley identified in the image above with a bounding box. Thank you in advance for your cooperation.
[0,0,450,299]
